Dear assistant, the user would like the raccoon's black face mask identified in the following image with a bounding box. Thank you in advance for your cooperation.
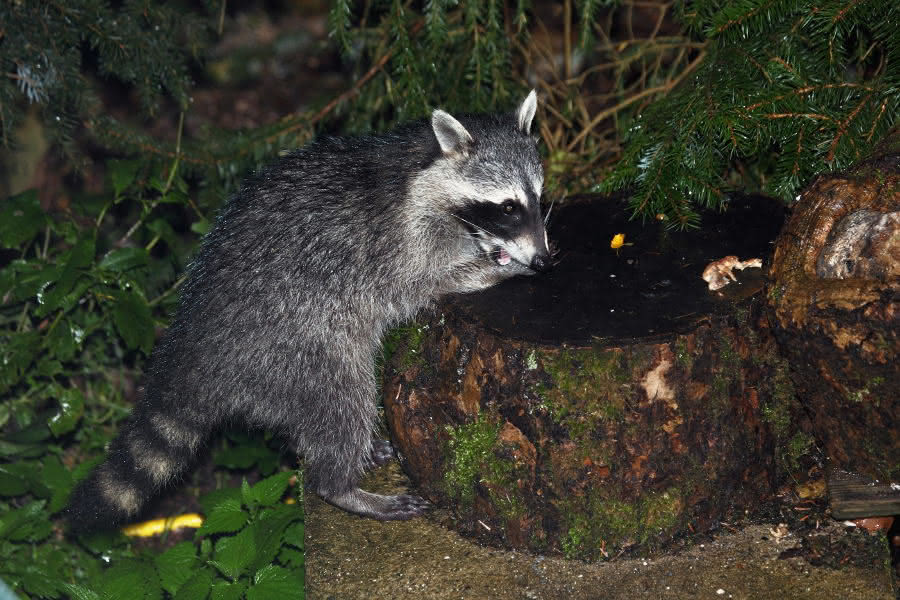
[454,193,552,274]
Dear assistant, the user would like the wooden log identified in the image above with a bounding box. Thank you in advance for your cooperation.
[384,195,791,559]
[768,130,900,497]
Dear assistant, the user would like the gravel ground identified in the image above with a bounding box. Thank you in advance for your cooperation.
[305,464,895,600]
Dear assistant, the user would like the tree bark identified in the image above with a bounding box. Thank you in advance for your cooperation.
[384,195,791,559]
[768,130,900,494]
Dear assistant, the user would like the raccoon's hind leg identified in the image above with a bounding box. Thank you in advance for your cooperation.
[301,378,428,521]
[66,404,214,533]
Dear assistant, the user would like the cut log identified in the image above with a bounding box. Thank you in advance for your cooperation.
[384,195,791,559]
[768,130,900,494]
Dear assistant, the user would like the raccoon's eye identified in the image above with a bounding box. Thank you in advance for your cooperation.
[502,200,517,215]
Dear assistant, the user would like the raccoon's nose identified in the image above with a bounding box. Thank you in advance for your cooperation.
[530,252,552,273]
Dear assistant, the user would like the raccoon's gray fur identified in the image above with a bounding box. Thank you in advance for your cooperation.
[66,91,550,529]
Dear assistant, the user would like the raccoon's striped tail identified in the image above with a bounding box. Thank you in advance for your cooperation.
[66,406,211,534]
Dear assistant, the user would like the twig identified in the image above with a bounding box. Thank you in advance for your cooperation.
[149,274,187,307]
[566,49,707,152]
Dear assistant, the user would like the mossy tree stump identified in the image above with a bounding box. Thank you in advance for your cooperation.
[384,196,792,559]
[768,131,900,501]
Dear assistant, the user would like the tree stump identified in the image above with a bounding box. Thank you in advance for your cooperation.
[384,195,791,559]
[768,131,900,511]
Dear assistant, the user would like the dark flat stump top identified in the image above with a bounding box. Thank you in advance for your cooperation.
[448,194,785,346]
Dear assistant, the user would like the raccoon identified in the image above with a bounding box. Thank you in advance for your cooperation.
[66,91,550,529]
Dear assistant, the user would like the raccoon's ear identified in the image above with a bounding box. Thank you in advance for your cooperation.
[432,110,474,156]
[517,90,538,134]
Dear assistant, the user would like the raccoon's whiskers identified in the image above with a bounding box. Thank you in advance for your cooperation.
[451,214,499,239]
[543,197,555,227]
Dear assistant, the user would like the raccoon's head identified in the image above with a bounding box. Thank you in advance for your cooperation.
[426,90,552,276]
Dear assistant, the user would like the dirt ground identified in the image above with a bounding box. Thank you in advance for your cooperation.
[305,463,896,600]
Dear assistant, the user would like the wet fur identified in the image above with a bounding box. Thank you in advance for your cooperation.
[66,95,547,530]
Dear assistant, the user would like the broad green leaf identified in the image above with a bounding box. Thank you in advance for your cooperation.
[42,455,74,513]
[111,290,154,354]
[98,247,149,272]
[248,471,293,507]
[283,520,304,550]
[197,498,248,536]
[146,219,177,249]
[15,564,66,599]
[0,464,30,496]
[62,583,104,600]
[249,505,301,573]
[95,559,162,600]
[241,477,253,507]
[211,525,256,580]
[173,568,213,600]
[0,190,46,248]
[277,546,304,569]
[36,236,96,316]
[2,262,61,305]
[0,331,41,394]
[155,541,198,596]
[198,486,242,515]
[45,318,80,361]
[0,500,52,542]
[108,159,141,197]
[48,386,84,436]
[247,565,303,600]
[210,581,247,600]
[4,418,52,443]
[190,218,210,235]
[214,442,279,474]
[0,438,43,458]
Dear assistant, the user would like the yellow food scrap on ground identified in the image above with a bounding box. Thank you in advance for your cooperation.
[610,233,626,249]
[121,513,204,537]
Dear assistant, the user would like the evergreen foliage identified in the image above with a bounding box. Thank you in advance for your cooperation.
[598,0,899,227]
[0,1,213,165]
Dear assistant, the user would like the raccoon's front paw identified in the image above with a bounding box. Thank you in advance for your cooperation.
[369,439,397,467]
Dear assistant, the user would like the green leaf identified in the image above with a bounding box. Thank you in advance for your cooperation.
[197,498,248,536]
[214,441,279,475]
[146,219,178,249]
[247,565,303,600]
[98,247,150,272]
[48,385,85,436]
[210,580,248,600]
[35,236,96,316]
[198,486,242,516]
[155,541,198,596]
[241,477,253,507]
[45,318,80,361]
[247,471,293,507]
[108,159,141,197]
[0,464,30,496]
[190,218,210,235]
[277,546,304,569]
[282,520,304,550]
[248,505,301,573]
[112,289,155,354]
[211,525,256,580]
[95,559,162,600]
[0,500,52,542]
[15,564,67,599]
[62,583,104,600]
[173,568,213,600]
[42,455,74,513]
[0,190,46,248]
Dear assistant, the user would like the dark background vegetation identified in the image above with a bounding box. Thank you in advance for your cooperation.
[0,0,896,598]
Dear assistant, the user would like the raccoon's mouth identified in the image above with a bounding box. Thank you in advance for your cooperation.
[492,247,512,266]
